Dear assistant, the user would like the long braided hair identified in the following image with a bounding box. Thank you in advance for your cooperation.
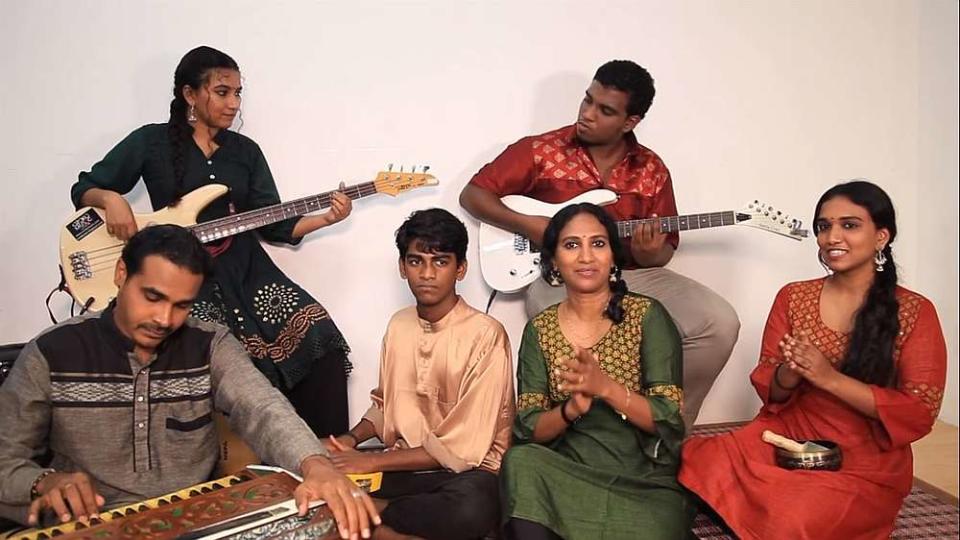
[539,203,629,323]
[168,46,239,197]
[815,180,899,387]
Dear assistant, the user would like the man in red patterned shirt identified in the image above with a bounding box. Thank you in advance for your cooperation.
[460,60,739,428]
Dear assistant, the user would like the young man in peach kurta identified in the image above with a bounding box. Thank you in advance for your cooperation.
[326,209,515,540]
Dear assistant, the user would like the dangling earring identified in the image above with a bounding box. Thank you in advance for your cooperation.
[548,268,564,287]
[187,105,197,123]
[609,264,619,283]
[874,249,887,272]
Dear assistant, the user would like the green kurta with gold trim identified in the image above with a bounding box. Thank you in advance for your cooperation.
[501,293,694,539]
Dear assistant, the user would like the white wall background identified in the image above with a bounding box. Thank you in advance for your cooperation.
[1,0,957,427]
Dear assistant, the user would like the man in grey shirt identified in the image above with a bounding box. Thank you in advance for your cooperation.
[0,225,378,540]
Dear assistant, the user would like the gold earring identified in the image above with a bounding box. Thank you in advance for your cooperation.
[548,268,564,286]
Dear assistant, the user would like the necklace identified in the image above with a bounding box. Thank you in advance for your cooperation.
[558,302,613,349]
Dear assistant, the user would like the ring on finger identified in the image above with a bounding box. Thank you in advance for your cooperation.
[351,490,363,499]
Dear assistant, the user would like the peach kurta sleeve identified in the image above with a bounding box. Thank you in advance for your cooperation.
[361,334,387,439]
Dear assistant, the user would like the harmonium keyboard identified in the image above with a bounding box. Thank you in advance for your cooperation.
[3,468,382,540]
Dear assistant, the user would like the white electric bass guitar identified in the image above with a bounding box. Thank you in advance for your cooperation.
[60,169,438,311]
[478,190,809,293]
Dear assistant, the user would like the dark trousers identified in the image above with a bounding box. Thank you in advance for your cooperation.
[284,349,349,438]
[375,469,499,540]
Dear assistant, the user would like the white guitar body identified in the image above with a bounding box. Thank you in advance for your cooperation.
[478,190,808,293]
[478,190,619,293]
[60,185,229,312]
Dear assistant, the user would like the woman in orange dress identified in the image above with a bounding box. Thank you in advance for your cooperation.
[679,180,946,539]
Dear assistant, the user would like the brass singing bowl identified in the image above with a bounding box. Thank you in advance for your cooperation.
[774,440,842,471]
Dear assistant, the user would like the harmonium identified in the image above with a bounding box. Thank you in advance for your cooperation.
[2,468,382,540]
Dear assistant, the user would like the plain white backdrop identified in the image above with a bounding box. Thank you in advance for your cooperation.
[1,1,957,427]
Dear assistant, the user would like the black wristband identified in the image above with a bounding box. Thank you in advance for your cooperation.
[559,400,578,425]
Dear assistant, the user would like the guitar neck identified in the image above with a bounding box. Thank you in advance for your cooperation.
[616,211,738,237]
[190,181,379,242]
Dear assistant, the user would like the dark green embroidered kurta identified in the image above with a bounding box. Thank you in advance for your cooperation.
[501,294,694,539]
[71,123,350,390]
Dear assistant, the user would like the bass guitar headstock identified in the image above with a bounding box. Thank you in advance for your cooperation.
[373,165,438,196]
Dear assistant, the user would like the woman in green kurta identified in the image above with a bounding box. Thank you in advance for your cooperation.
[501,203,695,540]
[69,46,352,438]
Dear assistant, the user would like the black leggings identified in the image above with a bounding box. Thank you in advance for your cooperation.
[283,349,349,438]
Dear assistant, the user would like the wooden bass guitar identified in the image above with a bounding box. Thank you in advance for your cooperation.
[60,169,437,311]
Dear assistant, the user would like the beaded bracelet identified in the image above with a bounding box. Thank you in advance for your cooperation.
[30,469,55,500]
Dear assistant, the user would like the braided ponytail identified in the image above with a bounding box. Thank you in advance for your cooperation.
[841,243,899,386]
[167,95,191,197]
[604,267,629,324]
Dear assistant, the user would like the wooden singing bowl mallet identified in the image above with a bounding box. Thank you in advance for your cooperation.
[762,430,830,452]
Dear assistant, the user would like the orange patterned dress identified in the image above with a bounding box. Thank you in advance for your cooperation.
[679,278,946,540]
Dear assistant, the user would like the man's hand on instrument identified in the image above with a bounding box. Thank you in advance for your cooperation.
[27,471,105,525]
[630,214,669,267]
[323,183,353,226]
[520,215,551,248]
[298,456,380,540]
[103,192,138,240]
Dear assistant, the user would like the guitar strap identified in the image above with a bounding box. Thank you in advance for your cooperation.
[45,265,94,324]
[203,202,236,258]
[204,236,233,258]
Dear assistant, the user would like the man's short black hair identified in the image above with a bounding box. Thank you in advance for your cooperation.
[395,208,468,263]
[121,225,213,278]
[594,60,656,119]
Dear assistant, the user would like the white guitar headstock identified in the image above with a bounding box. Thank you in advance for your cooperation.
[735,200,809,240]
